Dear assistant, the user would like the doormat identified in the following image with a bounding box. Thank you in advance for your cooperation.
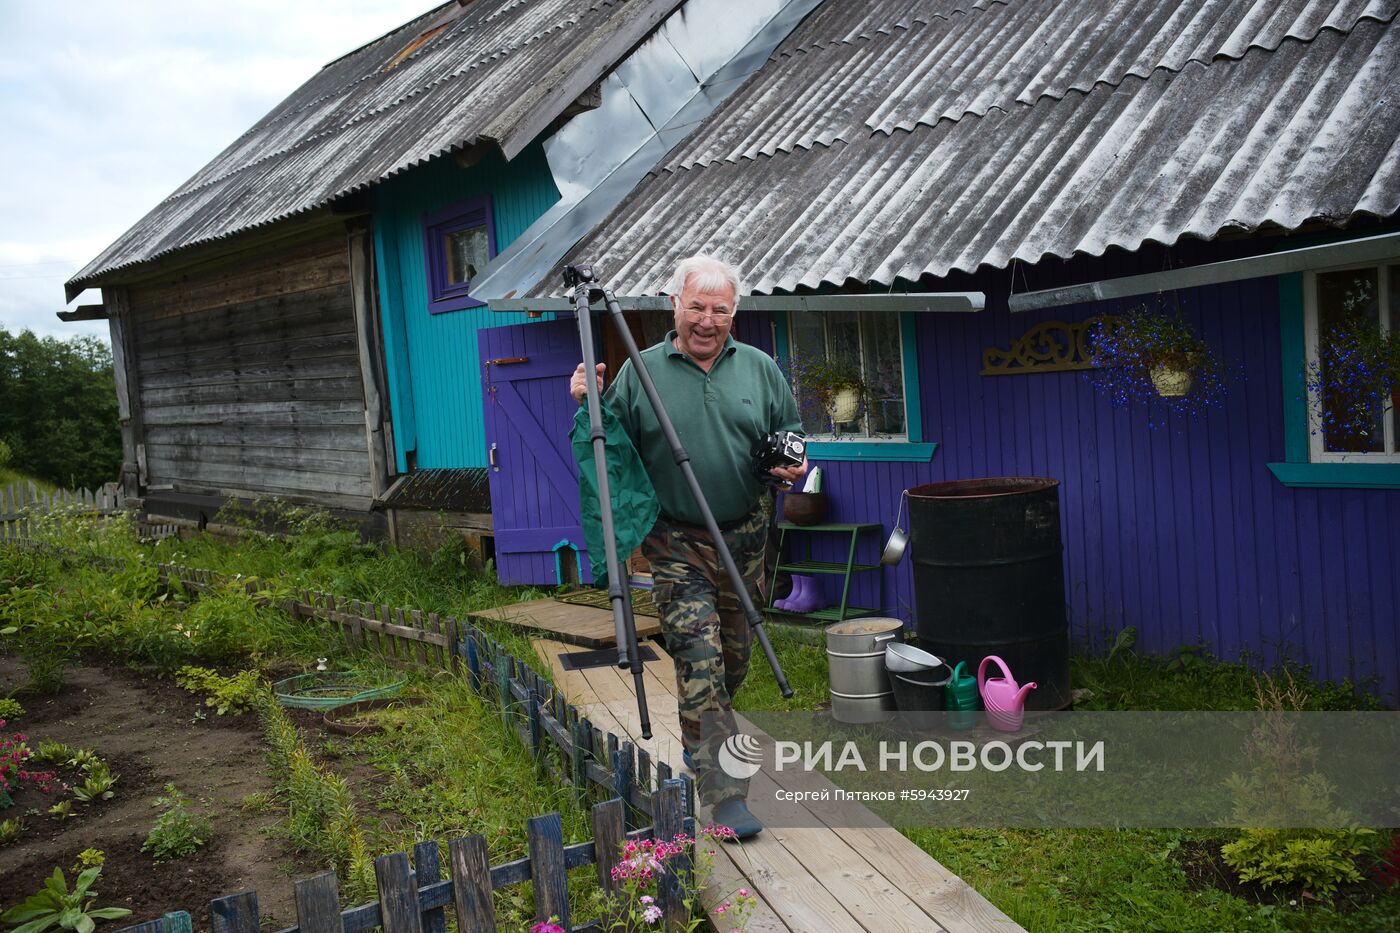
[555,587,659,617]
[559,644,660,671]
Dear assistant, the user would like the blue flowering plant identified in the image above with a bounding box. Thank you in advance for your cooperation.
[1084,304,1227,419]
[1304,310,1400,444]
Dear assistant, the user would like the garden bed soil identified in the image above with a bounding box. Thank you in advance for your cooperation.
[0,657,315,930]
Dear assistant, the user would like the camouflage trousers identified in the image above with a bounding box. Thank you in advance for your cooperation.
[642,502,768,808]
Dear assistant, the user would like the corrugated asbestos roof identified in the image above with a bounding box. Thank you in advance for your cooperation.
[534,0,1400,296]
[68,0,677,297]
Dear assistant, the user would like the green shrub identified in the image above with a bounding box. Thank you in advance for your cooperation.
[0,698,24,720]
[1221,826,1379,898]
[1220,671,1386,899]
[0,438,12,470]
[141,784,213,862]
[174,666,265,716]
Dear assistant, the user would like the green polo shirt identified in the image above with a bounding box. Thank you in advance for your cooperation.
[605,332,802,525]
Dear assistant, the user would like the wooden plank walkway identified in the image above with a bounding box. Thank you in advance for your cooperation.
[534,638,1024,933]
[468,597,661,648]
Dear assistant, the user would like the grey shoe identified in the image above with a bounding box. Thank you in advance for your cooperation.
[711,796,763,840]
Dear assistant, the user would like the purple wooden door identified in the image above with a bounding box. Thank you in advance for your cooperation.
[480,319,591,585]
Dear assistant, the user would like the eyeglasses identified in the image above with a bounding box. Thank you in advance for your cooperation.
[680,308,734,323]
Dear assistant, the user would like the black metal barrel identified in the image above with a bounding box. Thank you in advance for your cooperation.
[907,477,1070,711]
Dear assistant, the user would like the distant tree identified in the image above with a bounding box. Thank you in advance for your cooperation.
[0,327,122,489]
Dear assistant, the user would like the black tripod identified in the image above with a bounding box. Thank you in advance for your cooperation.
[567,264,794,740]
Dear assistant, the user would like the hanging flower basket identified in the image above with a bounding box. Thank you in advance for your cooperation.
[780,354,868,435]
[1085,305,1226,421]
[828,387,861,423]
[1149,366,1193,397]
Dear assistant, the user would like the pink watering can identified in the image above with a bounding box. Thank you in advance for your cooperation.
[978,655,1036,732]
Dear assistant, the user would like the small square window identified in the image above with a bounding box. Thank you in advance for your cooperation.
[423,197,495,312]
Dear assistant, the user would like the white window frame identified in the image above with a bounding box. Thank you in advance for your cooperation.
[1304,262,1399,463]
[783,311,910,442]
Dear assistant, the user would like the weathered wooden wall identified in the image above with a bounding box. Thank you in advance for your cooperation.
[122,231,373,508]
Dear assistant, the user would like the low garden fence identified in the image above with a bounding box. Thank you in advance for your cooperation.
[6,542,706,928]
[0,481,127,539]
[115,783,696,933]
[150,560,695,824]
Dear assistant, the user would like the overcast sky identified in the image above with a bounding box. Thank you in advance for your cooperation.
[0,1,431,343]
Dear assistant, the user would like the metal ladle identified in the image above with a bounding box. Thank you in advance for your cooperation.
[881,490,909,565]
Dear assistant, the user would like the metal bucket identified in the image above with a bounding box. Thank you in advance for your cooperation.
[825,617,902,723]
[908,477,1071,711]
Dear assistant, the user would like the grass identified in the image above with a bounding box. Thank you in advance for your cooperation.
[0,468,59,494]
[4,502,1396,931]
[737,629,1398,931]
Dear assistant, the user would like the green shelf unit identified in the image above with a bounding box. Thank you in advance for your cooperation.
[766,604,882,623]
[766,521,885,625]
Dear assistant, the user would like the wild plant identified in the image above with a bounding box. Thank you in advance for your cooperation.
[71,762,117,804]
[174,666,265,715]
[30,740,73,765]
[141,783,213,862]
[0,815,23,844]
[0,866,132,933]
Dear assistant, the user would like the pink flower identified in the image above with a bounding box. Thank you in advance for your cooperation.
[738,888,750,897]
[642,905,662,925]
[639,895,654,905]
[530,923,564,933]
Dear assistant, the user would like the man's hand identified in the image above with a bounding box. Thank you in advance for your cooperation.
[570,362,606,403]
[770,455,809,489]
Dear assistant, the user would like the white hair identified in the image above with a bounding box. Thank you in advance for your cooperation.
[666,254,743,308]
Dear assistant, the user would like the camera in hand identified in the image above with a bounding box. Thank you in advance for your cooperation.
[751,431,806,487]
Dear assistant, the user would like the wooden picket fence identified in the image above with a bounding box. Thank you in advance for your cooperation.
[7,541,707,929]
[0,481,126,539]
[154,563,463,673]
[116,783,696,933]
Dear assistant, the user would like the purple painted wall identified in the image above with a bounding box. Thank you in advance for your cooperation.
[772,274,1399,702]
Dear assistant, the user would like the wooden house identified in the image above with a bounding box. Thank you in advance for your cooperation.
[68,0,1400,699]
[64,0,815,550]
[477,0,1400,702]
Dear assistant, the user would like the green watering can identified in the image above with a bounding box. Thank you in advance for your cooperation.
[944,660,979,730]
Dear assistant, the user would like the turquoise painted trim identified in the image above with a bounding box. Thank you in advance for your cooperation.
[809,441,937,462]
[773,309,929,451]
[373,220,415,473]
[1278,273,1308,463]
[772,309,791,361]
[373,145,562,468]
[1267,462,1400,488]
[552,539,578,585]
[899,313,923,443]
[1271,271,1400,488]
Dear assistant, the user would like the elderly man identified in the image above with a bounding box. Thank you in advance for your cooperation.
[569,254,805,837]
